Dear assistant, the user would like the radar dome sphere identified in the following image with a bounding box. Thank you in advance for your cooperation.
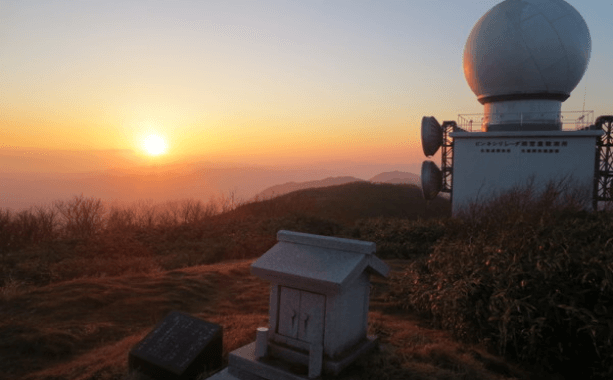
[463,0,591,104]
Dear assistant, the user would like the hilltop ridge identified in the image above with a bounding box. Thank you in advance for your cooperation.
[369,171,420,185]
[256,176,365,198]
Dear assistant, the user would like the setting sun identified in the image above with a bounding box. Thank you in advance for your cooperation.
[143,134,167,156]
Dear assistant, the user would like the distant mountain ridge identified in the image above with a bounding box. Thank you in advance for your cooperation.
[256,171,420,199]
[369,171,420,185]
[256,176,366,198]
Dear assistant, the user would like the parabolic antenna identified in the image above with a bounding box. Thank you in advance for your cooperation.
[421,116,443,157]
[421,160,443,201]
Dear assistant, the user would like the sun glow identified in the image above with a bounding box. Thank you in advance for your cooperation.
[143,134,167,156]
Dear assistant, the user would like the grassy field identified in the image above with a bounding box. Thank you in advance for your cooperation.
[1,258,530,380]
[1,182,611,379]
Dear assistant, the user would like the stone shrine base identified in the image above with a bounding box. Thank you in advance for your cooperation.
[207,336,378,380]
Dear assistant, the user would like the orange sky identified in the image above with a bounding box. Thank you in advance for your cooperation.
[1,1,611,188]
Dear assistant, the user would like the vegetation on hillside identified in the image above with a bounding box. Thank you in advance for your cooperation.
[391,182,613,379]
[1,180,612,379]
[0,183,448,289]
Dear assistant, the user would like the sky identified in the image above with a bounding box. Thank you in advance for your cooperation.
[1,0,612,176]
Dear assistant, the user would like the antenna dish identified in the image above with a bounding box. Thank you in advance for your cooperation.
[421,160,443,201]
[421,116,443,157]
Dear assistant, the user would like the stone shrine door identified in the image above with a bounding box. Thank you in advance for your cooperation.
[277,287,325,345]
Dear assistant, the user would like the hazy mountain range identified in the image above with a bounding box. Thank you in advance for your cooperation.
[256,171,420,198]
[0,148,421,211]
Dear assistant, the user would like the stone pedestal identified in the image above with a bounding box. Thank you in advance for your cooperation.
[207,337,377,380]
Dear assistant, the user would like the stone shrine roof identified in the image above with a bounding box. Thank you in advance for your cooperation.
[251,230,389,293]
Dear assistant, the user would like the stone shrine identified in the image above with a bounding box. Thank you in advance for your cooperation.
[208,230,389,380]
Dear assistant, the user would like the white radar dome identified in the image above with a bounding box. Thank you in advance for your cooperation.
[463,0,591,105]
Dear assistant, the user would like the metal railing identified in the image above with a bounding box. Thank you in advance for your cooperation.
[457,111,594,132]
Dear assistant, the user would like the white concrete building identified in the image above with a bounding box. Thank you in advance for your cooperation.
[420,0,606,214]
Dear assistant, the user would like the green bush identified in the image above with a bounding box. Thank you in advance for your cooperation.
[263,212,344,237]
[351,217,447,259]
[394,185,613,378]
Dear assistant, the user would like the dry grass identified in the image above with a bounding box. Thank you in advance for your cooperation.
[1,259,526,380]
[9,182,606,379]
[394,183,613,379]
[0,260,267,380]
[0,183,448,291]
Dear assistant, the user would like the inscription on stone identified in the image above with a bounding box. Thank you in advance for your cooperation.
[129,311,222,380]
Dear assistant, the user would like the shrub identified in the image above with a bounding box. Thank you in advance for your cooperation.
[264,212,344,237]
[395,183,613,378]
[54,194,106,240]
[0,206,58,252]
[352,217,447,258]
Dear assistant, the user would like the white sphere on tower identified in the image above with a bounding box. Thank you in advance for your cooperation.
[463,0,591,131]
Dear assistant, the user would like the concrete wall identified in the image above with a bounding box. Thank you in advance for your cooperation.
[450,130,601,214]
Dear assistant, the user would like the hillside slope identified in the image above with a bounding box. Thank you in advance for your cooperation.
[0,182,450,295]
[1,181,609,379]
[237,182,449,225]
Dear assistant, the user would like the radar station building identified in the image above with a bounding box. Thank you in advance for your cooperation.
[420,0,613,214]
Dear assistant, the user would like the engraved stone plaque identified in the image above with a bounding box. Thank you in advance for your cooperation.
[129,311,222,380]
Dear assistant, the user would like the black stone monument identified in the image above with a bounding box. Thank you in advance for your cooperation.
[129,311,222,380]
